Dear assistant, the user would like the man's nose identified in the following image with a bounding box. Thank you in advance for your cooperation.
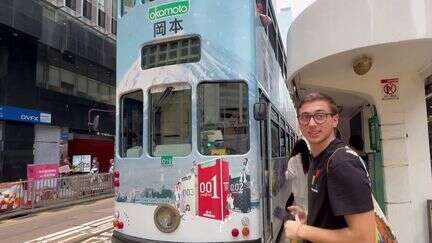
[308,117,318,126]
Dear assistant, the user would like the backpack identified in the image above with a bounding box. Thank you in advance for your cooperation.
[326,146,398,243]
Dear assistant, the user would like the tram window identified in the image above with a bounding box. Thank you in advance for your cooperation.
[120,90,143,158]
[149,84,191,157]
[198,82,249,155]
[271,121,280,158]
[121,0,135,16]
[287,132,292,154]
[280,128,286,157]
[142,35,201,70]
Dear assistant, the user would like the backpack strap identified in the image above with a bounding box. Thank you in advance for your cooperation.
[325,146,347,173]
[326,146,372,187]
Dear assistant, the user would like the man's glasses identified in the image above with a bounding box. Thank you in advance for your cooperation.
[298,112,335,125]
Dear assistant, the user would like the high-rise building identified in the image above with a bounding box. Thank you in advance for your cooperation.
[0,0,117,181]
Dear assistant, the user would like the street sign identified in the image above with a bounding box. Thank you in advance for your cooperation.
[380,78,399,100]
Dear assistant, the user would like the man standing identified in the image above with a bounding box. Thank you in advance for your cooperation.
[284,93,375,243]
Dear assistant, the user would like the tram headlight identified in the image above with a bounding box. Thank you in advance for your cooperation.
[153,204,181,233]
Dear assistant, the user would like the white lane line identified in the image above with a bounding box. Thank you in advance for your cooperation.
[40,218,113,242]
[25,216,114,243]
[57,222,113,243]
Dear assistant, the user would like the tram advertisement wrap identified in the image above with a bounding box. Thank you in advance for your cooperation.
[196,159,229,221]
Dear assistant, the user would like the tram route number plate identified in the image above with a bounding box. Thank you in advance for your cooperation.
[161,156,173,166]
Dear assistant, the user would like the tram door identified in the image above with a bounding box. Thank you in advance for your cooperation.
[258,95,272,243]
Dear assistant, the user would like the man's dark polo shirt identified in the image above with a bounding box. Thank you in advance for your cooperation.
[305,139,373,242]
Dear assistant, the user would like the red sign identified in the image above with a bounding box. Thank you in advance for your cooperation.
[381,78,399,100]
[196,159,229,221]
[27,164,59,181]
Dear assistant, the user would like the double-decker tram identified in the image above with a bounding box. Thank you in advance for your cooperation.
[113,0,298,242]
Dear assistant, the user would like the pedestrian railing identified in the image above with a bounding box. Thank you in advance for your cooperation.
[0,173,113,216]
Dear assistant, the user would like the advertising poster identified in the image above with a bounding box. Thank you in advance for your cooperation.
[196,158,229,221]
[27,163,59,181]
[0,183,24,213]
[72,155,91,172]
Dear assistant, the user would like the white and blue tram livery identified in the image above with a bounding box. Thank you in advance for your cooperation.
[113,0,297,242]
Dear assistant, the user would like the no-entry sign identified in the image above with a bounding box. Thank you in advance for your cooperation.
[381,78,399,100]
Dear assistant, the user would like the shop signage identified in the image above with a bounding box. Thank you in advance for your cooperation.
[27,163,59,181]
[148,0,190,21]
[0,105,51,124]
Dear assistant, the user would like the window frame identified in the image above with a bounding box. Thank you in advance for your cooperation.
[119,89,144,158]
[148,83,193,158]
[197,80,250,156]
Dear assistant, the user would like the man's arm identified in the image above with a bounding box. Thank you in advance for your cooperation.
[297,210,375,243]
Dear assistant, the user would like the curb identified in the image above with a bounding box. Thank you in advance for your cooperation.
[0,193,114,221]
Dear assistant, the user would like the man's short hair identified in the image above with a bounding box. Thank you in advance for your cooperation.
[297,92,339,114]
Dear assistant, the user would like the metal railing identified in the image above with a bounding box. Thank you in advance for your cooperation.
[0,173,113,216]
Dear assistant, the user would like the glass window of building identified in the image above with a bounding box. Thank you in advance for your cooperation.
[77,75,88,96]
[66,0,77,10]
[36,61,45,87]
[61,69,75,95]
[99,83,110,102]
[198,82,249,155]
[111,19,117,35]
[98,0,106,28]
[120,90,143,158]
[88,78,99,99]
[121,0,135,16]
[83,0,92,19]
[109,86,116,105]
[48,66,60,90]
[149,84,192,157]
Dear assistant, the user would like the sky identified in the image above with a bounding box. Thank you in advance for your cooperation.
[275,0,316,43]
[276,0,315,18]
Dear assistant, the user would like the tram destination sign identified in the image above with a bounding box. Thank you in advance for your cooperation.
[148,0,190,22]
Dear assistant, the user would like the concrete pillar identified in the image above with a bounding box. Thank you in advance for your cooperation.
[375,73,432,243]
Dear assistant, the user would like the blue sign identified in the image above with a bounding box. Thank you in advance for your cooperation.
[0,106,51,124]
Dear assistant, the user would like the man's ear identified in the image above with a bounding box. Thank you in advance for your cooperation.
[332,114,339,128]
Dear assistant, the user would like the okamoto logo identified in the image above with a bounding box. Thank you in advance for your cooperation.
[148,0,190,21]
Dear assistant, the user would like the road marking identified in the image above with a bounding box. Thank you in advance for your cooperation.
[25,216,113,243]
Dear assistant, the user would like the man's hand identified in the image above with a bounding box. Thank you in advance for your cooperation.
[287,205,307,224]
[284,214,304,240]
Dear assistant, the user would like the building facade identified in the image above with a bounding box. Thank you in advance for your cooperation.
[0,0,117,181]
[286,0,432,242]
